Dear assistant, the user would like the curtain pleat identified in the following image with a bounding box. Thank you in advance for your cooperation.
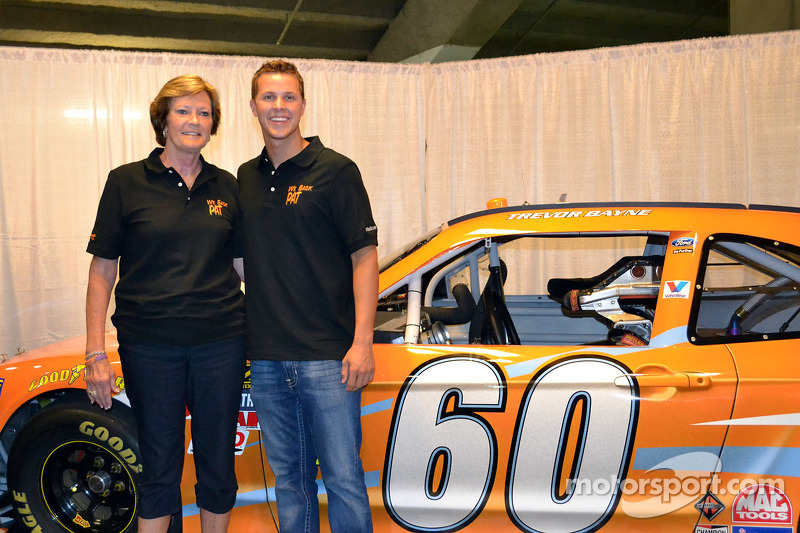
[2,31,800,352]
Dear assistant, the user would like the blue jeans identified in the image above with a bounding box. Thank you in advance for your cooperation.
[249,359,372,533]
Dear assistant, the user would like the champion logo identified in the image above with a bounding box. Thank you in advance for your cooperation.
[695,526,728,533]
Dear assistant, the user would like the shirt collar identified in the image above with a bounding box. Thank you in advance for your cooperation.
[259,136,324,171]
[144,147,213,182]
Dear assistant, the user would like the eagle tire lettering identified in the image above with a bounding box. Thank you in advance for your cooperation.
[13,490,43,533]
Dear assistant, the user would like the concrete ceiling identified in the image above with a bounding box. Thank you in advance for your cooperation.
[0,0,729,63]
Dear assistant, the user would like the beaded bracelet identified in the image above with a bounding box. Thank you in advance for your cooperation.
[85,353,108,366]
[85,350,106,361]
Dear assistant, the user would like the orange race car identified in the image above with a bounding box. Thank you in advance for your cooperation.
[2,200,800,533]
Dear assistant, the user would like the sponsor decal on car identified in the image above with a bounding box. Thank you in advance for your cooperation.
[696,492,726,520]
[0,377,4,398]
[28,364,86,391]
[732,527,793,533]
[672,237,697,247]
[239,393,260,429]
[732,484,792,526]
[238,410,260,430]
[240,392,253,409]
[507,209,652,220]
[234,429,250,455]
[695,526,728,533]
[663,280,691,299]
[672,236,697,254]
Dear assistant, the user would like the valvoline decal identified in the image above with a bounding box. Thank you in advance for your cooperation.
[732,484,792,525]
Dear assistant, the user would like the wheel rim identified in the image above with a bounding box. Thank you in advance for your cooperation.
[40,440,137,532]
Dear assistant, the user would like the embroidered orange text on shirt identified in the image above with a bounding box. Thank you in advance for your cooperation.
[286,184,313,205]
[207,199,228,216]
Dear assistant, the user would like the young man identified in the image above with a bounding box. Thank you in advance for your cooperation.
[237,60,378,533]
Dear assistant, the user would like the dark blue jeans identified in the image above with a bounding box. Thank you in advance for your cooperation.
[118,335,246,518]
[249,359,373,533]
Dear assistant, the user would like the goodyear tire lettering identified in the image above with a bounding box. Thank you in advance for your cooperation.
[79,420,141,471]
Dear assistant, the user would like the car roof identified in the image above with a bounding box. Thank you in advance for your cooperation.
[448,201,800,227]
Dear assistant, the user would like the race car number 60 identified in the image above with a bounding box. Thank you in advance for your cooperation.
[383,356,639,533]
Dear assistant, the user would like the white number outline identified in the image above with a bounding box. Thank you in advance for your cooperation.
[383,355,507,533]
[382,355,640,533]
[506,356,639,533]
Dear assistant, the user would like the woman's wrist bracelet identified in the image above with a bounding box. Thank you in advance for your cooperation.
[85,352,108,366]
[85,350,106,361]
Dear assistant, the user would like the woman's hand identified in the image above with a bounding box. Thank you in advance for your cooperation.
[85,357,120,410]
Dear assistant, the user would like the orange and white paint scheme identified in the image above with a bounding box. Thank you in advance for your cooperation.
[2,201,800,533]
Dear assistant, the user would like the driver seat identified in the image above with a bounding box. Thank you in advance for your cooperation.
[469,261,521,345]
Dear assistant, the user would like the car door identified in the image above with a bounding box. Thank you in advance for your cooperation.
[365,231,737,532]
[690,234,800,532]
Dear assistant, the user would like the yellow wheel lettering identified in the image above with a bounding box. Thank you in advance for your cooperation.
[93,426,109,441]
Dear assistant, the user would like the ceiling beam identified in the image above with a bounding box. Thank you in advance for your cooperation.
[8,0,392,29]
[0,28,370,60]
[369,0,526,63]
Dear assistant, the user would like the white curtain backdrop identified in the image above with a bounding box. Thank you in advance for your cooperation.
[1,31,799,353]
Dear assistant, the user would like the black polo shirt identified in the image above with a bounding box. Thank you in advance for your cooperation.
[238,137,378,361]
[87,148,245,346]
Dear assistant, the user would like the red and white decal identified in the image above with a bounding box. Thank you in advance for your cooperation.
[663,280,691,299]
[732,484,792,525]
[235,429,250,455]
[238,410,260,430]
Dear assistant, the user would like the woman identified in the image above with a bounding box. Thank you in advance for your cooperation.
[84,75,246,533]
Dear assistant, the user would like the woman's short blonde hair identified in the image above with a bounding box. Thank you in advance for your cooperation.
[149,75,221,146]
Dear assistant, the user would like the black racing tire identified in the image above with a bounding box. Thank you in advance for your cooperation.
[7,401,141,533]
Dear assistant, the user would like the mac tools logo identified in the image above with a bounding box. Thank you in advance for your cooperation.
[732,484,792,526]
[663,280,691,299]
